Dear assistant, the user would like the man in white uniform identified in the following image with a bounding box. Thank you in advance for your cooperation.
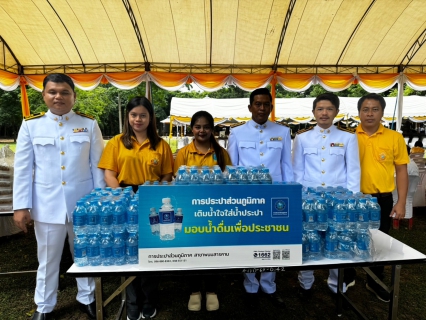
[13,73,105,320]
[292,93,360,296]
[227,87,293,308]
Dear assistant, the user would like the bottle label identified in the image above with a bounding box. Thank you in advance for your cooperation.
[87,246,100,257]
[74,247,86,258]
[128,214,138,225]
[113,213,126,225]
[316,211,327,222]
[159,210,174,224]
[149,215,160,225]
[126,246,139,256]
[113,246,125,257]
[73,215,86,226]
[100,247,112,258]
[87,215,99,226]
[370,209,380,221]
[100,215,113,226]
[174,215,183,223]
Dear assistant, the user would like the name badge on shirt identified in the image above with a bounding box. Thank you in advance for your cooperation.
[73,128,88,133]
[270,137,282,141]
[330,142,344,147]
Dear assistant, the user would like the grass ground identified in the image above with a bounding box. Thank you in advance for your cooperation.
[1,210,425,320]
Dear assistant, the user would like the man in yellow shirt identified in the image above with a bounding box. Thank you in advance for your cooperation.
[356,93,408,303]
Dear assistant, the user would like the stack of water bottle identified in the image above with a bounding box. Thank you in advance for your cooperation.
[173,165,273,185]
[302,186,381,262]
[73,186,140,267]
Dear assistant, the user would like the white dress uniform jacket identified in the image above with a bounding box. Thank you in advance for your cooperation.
[227,120,293,182]
[13,110,105,223]
[292,125,360,192]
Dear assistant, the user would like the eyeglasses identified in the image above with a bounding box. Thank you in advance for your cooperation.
[361,107,381,114]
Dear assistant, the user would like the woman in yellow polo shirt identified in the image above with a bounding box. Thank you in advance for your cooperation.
[174,111,232,312]
[98,96,173,320]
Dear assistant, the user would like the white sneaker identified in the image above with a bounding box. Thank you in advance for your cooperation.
[206,293,219,311]
[188,292,202,311]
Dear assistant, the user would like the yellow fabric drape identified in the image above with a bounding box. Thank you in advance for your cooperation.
[25,75,46,91]
[190,74,229,91]
[405,73,426,90]
[276,73,315,91]
[317,74,355,91]
[0,70,20,90]
[357,74,399,90]
[232,72,274,91]
[19,77,30,117]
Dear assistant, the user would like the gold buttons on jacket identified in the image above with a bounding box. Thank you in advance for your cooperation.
[260,152,264,156]
[65,116,69,121]
[321,182,325,186]
[61,166,65,170]
[320,129,324,133]
[322,146,325,150]
[321,170,325,174]
[59,122,63,127]
[260,141,264,144]
[322,158,325,162]
[260,130,263,133]
[61,181,66,185]
[60,151,65,155]
[323,135,326,138]
[60,136,64,140]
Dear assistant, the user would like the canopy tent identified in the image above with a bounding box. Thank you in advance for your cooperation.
[2,0,426,131]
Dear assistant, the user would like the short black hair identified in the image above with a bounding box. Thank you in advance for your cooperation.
[414,140,423,148]
[313,93,340,110]
[43,73,75,91]
[249,88,272,105]
[357,93,386,112]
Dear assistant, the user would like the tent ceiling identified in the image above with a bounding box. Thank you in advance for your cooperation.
[1,0,426,75]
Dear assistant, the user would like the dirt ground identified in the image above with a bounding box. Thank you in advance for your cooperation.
[1,210,425,320]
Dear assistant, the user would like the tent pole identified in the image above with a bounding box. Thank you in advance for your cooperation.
[270,75,277,121]
[396,73,404,132]
[20,76,30,117]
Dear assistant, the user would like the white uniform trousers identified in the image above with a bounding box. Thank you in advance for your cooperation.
[243,272,276,294]
[34,220,95,313]
[298,269,347,293]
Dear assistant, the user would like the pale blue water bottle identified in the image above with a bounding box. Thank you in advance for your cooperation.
[126,199,139,233]
[247,167,260,184]
[200,168,212,184]
[228,167,239,184]
[73,234,88,267]
[100,199,113,234]
[259,168,272,184]
[346,197,358,231]
[302,231,309,261]
[112,231,126,265]
[159,198,175,240]
[302,198,316,231]
[308,230,322,260]
[87,233,101,266]
[337,239,353,260]
[86,199,100,234]
[315,198,328,231]
[73,200,87,236]
[126,232,139,264]
[333,198,347,232]
[238,168,249,184]
[355,229,370,260]
[369,197,381,229]
[175,167,189,185]
[112,199,126,233]
[189,168,200,184]
[356,198,370,230]
[324,226,338,259]
[213,168,224,184]
[100,232,114,266]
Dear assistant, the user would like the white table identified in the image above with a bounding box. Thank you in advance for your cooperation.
[67,231,426,320]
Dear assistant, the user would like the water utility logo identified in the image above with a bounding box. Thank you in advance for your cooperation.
[271,198,289,218]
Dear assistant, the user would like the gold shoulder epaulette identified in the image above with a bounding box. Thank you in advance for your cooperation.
[337,126,355,134]
[24,112,45,121]
[76,111,95,120]
[296,126,313,135]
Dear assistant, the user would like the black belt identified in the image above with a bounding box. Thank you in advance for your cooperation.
[369,192,392,198]
[119,183,139,193]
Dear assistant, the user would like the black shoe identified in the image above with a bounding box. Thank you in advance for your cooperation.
[366,283,390,302]
[263,292,286,308]
[343,268,356,290]
[298,287,313,300]
[79,301,96,319]
[31,311,54,320]
[141,304,156,319]
[244,292,259,308]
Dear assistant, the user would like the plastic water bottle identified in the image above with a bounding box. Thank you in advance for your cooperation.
[149,208,160,235]
[355,229,370,260]
[174,208,183,232]
[73,234,88,267]
[112,199,126,233]
[175,167,189,185]
[200,168,212,184]
[86,233,101,266]
[100,199,113,234]
[228,167,239,184]
[333,198,347,232]
[346,197,358,231]
[356,198,370,230]
[315,198,328,231]
[369,197,381,229]
[159,198,175,240]
[100,232,114,266]
[238,168,249,184]
[259,167,272,184]
[73,200,87,236]
[112,231,126,265]
[337,239,353,260]
[213,168,224,184]
[308,230,322,260]
[126,232,139,264]
[324,226,338,259]
[325,194,335,228]
[86,199,100,234]
[302,198,316,231]
[302,231,309,261]
[248,167,260,184]
[189,168,200,184]
[126,199,139,233]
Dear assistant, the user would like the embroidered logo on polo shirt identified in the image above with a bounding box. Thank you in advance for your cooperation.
[379,153,386,160]
[151,158,159,165]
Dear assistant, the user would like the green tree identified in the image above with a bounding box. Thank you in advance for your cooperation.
[0,88,25,140]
